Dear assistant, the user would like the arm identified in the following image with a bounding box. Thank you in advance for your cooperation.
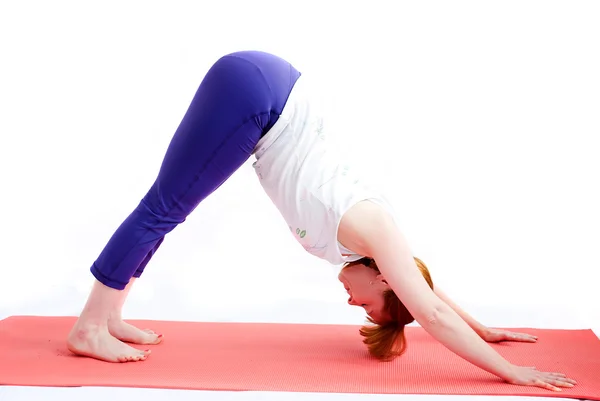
[338,201,574,391]
[371,232,517,380]
[338,202,516,381]
[435,286,539,344]
[433,286,489,338]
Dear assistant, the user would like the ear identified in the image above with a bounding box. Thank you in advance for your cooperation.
[375,274,390,287]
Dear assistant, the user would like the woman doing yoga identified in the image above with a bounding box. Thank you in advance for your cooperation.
[67,50,575,392]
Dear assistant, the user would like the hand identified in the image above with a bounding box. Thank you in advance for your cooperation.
[505,365,577,392]
[481,328,538,343]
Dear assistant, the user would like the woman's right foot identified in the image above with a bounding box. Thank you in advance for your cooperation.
[67,321,150,363]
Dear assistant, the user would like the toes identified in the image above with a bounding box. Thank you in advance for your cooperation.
[117,349,150,363]
[152,333,164,344]
[143,329,156,335]
[139,333,157,344]
[138,349,150,360]
[136,332,159,345]
[141,332,163,345]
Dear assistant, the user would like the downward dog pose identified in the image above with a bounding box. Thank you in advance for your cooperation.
[68,51,575,392]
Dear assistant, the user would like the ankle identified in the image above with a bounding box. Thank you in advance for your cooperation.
[75,310,113,328]
[107,312,124,322]
[70,320,108,338]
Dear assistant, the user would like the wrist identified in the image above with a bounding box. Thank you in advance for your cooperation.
[475,325,490,339]
[497,362,518,382]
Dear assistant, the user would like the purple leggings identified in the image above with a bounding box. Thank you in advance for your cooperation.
[90,51,301,290]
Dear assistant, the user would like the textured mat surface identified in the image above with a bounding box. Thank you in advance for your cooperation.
[0,316,598,399]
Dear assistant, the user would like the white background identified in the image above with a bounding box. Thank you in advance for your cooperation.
[0,0,598,335]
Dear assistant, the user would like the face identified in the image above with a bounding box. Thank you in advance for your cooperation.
[337,262,391,323]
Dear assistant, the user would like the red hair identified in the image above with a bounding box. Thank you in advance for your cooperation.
[344,257,434,361]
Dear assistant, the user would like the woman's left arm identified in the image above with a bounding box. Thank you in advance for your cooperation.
[435,286,539,343]
[433,287,489,337]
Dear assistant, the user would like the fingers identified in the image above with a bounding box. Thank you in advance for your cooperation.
[536,372,577,392]
[510,332,538,342]
[537,379,573,391]
[485,330,538,343]
[536,379,562,392]
[548,379,575,389]
[535,380,562,391]
[509,366,577,393]
[544,372,577,386]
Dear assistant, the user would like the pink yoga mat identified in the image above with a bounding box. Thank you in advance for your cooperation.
[0,316,598,399]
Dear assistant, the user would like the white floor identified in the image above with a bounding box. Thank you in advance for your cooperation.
[0,387,587,401]
[1,292,598,401]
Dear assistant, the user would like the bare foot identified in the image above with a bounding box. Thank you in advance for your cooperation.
[108,319,163,345]
[67,322,151,363]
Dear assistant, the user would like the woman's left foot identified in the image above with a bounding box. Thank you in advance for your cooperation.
[108,319,163,345]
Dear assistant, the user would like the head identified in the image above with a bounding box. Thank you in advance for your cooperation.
[337,256,433,361]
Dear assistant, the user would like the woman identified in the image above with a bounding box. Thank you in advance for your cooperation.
[67,50,575,392]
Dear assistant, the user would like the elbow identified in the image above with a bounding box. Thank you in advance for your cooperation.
[419,303,452,328]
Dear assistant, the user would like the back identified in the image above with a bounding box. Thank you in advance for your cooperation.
[252,75,396,265]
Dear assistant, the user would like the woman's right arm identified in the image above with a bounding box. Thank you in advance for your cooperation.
[363,219,519,381]
[338,201,575,391]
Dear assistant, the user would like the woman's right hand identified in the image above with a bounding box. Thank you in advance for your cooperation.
[504,365,577,392]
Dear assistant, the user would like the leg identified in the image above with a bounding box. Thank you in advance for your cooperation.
[67,279,152,362]
[67,115,268,362]
[68,51,300,362]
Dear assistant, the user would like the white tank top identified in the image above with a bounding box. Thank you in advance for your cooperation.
[252,74,396,265]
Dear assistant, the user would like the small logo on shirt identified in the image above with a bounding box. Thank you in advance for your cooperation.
[316,118,325,140]
[290,225,307,239]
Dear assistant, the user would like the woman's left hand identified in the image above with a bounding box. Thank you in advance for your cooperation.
[481,328,538,343]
